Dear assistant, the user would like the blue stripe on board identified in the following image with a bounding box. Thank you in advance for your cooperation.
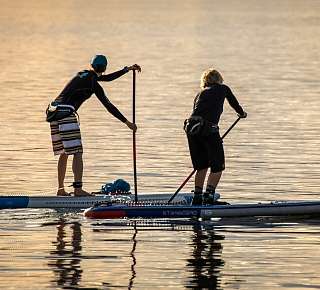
[125,208,201,218]
[0,197,29,209]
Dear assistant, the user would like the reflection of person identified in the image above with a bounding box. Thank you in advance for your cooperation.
[186,69,247,205]
[47,55,141,196]
[49,220,83,288]
[186,224,225,289]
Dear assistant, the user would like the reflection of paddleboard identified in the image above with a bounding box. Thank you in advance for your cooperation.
[0,193,194,209]
[84,200,320,219]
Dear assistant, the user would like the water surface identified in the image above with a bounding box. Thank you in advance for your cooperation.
[0,0,320,288]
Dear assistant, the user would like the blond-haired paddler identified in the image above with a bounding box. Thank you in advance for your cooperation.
[184,68,247,205]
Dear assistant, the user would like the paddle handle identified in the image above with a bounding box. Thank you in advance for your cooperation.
[133,70,138,202]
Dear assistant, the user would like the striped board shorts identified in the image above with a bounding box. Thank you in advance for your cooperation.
[50,114,83,155]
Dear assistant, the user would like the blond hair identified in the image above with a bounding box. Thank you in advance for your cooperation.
[200,68,223,89]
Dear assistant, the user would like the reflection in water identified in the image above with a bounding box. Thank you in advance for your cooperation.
[128,222,138,290]
[100,222,138,289]
[186,223,225,290]
[92,220,225,289]
[48,219,83,289]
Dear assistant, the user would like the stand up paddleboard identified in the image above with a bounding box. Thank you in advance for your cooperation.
[84,200,320,219]
[0,193,193,209]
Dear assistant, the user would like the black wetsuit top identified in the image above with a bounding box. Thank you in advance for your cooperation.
[55,68,129,123]
[191,84,244,124]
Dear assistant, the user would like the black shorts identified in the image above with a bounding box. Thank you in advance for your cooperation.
[187,132,225,173]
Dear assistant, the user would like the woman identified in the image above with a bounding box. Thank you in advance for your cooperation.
[185,68,247,205]
[47,55,141,196]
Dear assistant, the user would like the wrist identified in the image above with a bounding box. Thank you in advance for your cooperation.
[124,66,129,73]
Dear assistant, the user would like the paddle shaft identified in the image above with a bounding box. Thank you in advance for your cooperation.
[168,116,241,203]
[221,116,241,139]
[133,70,138,202]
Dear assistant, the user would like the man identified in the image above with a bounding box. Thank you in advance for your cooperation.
[48,55,141,196]
[185,68,247,205]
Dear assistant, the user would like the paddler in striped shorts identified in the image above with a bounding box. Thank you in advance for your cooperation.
[47,55,141,196]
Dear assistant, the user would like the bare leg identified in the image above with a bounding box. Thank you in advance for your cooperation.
[195,168,208,189]
[191,168,208,205]
[72,153,92,196]
[204,170,230,204]
[206,171,222,190]
[72,152,83,183]
[57,153,70,196]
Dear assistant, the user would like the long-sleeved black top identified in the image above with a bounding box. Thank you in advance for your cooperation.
[191,84,244,124]
[55,68,129,123]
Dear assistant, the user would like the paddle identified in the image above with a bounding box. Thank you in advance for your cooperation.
[168,116,241,203]
[132,70,138,202]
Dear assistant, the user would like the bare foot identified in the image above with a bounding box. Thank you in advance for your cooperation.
[73,188,95,197]
[57,188,71,196]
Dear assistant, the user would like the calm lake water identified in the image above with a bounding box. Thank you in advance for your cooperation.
[0,0,320,289]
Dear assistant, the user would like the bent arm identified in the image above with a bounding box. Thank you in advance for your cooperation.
[94,83,127,123]
[98,67,129,82]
